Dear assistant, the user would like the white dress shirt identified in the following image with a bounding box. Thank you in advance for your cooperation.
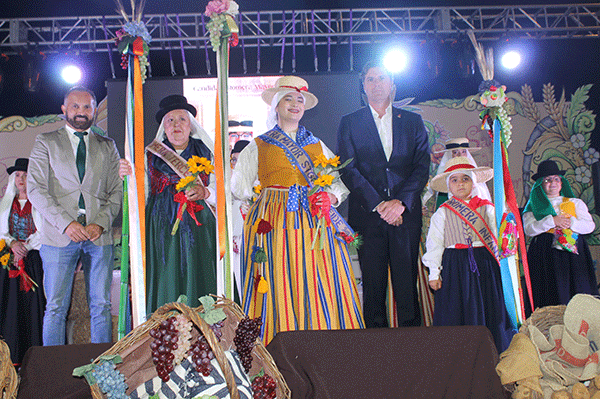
[369,102,393,161]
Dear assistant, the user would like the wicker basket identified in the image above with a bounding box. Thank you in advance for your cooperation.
[503,305,567,399]
[87,297,290,399]
[0,340,18,399]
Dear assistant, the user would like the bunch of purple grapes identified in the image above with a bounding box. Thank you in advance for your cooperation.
[149,317,180,382]
[190,334,215,376]
[233,316,262,373]
[251,373,277,399]
[210,320,224,341]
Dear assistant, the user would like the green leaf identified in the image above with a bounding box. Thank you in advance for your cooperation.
[98,354,122,364]
[201,307,227,325]
[177,294,188,304]
[199,295,215,310]
[72,363,97,385]
[250,368,265,382]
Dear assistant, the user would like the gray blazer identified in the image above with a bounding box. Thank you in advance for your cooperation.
[27,127,122,247]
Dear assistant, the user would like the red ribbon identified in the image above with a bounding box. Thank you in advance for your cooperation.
[308,191,331,225]
[280,85,308,93]
[174,192,204,227]
[8,259,33,292]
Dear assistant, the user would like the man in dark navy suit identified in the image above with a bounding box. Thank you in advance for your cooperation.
[337,61,430,328]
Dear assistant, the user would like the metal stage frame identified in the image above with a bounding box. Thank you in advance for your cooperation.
[1,4,598,74]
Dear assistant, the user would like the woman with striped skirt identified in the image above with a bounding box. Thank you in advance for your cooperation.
[232,76,364,344]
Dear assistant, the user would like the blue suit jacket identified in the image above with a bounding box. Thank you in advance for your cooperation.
[337,106,430,228]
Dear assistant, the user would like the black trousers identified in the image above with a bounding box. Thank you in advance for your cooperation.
[357,219,422,328]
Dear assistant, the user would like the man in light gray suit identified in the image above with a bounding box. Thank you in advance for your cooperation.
[27,87,122,345]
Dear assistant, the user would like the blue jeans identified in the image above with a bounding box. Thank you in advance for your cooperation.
[40,241,113,346]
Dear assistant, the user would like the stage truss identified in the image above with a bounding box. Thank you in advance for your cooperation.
[1,4,599,74]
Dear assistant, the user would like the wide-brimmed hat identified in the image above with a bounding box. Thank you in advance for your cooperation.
[430,156,493,193]
[531,159,566,181]
[261,76,318,109]
[155,94,197,123]
[434,137,481,154]
[6,158,28,175]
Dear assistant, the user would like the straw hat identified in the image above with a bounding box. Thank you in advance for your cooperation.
[261,76,318,109]
[434,137,481,154]
[430,156,493,193]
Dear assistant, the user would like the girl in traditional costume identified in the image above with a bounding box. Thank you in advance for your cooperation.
[423,157,515,352]
[0,158,45,364]
[232,76,364,344]
[523,159,598,309]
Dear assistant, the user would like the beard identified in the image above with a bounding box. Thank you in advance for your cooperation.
[66,115,94,131]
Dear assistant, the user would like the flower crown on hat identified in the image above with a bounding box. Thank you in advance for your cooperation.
[430,156,493,193]
[261,76,318,110]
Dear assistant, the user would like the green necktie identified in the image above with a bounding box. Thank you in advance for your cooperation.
[74,131,88,209]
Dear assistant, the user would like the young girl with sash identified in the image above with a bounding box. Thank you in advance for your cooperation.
[232,76,364,344]
[422,157,515,352]
[523,159,598,310]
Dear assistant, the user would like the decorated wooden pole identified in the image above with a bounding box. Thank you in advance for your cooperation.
[205,0,240,298]
[469,31,534,328]
[114,1,151,327]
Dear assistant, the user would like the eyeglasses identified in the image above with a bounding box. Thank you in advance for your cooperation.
[542,176,562,184]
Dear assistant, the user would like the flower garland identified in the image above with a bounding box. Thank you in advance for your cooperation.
[204,0,240,51]
[114,1,151,83]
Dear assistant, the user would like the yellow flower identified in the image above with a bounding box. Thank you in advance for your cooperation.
[314,154,329,168]
[187,156,204,174]
[0,253,9,266]
[314,174,335,187]
[327,155,340,167]
[253,184,262,194]
[0,239,5,252]
[175,175,196,191]
[202,161,215,175]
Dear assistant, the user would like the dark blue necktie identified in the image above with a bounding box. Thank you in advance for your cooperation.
[74,131,88,209]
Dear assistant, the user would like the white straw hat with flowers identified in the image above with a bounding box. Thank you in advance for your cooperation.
[261,76,318,110]
[430,156,493,193]
[434,137,481,154]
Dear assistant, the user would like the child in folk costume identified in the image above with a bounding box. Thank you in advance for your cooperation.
[523,160,598,309]
[422,157,515,352]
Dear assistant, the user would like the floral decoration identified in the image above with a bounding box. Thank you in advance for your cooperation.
[172,157,214,235]
[0,238,37,292]
[204,0,240,51]
[114,1,151,83]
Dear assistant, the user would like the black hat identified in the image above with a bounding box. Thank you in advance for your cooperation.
[231,140,250,154]
[531,159,566,181]
[155,95,197,123]
[7,158,28,175]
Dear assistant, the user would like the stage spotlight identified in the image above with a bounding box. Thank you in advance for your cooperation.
[501,51,521,70]
[383,49,408,74]
[61,65,82,84]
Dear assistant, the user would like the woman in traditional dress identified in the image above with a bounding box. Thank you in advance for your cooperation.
[122,95,217,314]
[232,76,364,344]
[523,159,598,309]
[0,158,45,364]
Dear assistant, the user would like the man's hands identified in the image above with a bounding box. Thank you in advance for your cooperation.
[65,222,104,242]
[118,159,132,180]
[376,199,405,226]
